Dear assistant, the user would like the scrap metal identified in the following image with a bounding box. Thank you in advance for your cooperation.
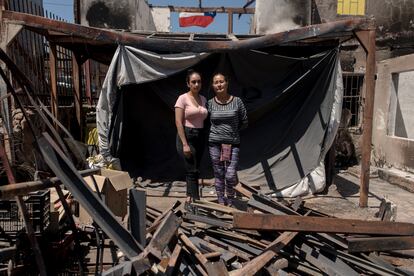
[233,213,414,235]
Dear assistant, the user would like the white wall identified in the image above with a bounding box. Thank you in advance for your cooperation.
[372,53,414,172]
[254,0,311,34]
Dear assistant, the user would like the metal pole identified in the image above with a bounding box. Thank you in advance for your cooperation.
[48,42,58,124]
[228,11,233,34]
[71,52,82,140]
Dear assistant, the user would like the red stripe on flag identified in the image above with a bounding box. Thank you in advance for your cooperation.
[179,15,214,28]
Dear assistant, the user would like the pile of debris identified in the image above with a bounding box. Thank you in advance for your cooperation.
[102,182,413,275]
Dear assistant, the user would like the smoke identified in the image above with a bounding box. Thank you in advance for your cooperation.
[255,0,302,34]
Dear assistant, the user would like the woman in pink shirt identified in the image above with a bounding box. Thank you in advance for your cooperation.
[175,70,208,212]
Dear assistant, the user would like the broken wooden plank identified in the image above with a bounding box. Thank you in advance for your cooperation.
[233,213,414,235]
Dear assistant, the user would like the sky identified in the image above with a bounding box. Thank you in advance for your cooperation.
[43,0,254,34]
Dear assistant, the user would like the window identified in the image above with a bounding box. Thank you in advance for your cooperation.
[388,71,414,139]
[337,0,365,16]
[342,73,364,128]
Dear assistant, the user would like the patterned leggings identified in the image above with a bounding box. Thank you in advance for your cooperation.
[208,144,240,205]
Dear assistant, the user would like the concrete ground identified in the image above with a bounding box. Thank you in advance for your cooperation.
[146,168,414,224]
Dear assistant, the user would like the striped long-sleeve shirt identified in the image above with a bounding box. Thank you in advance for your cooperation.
[208,96,248,145]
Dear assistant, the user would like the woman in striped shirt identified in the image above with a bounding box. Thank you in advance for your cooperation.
[208,73,248,207]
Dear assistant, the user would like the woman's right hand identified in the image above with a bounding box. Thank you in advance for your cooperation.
[183,144,192,158]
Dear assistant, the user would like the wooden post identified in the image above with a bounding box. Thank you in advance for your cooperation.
[355,27,376,208]
[72,51,82,140]
[228,11,233,34]
[48,42,58,124]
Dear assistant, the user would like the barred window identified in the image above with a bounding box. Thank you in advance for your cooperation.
[337,0,365,16]
[342,73,364,128]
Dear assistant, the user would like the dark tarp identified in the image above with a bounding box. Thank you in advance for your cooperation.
[97,45,342,193]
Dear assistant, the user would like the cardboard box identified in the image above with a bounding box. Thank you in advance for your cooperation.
[78,169,133,225]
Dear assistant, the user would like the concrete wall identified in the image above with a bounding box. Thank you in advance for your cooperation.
[254,0,311,34]
[313,0,338,22]
[150,7,171,32]
[313,0,414,38]
[80,0,156,31]
[366,0,414,36]
[372,53,414,171]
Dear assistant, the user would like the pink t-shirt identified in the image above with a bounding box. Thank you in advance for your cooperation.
[175,93,208,128]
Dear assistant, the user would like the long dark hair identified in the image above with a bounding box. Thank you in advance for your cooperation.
[186,69,202,84]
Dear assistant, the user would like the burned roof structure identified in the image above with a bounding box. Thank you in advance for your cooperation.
[1,9,376,205]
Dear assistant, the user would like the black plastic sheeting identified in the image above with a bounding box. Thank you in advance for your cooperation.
[116,48,340,190]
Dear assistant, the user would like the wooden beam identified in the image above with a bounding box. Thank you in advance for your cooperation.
[233,213,414,236]
[3,11,372,53]
[48,42,58,123]
[150,6,255,14]
[348,236,414,253]
[355,28,376,208]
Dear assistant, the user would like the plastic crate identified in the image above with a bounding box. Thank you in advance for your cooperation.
[0,190,50,240]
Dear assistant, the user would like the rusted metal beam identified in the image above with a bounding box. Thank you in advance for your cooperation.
[231,211,312,276]
[183,213,232,228]
[233,213,414,235]
[3,11,371,53]
[234,182,257,198]
[149,6,255,14]
[130,189,147,247]
[48,42,58,124]
[84,59,92,105]
[145,211,181,260]
[193,199,239,214]
[190,236,237,264]
[146,201,181,233]
[38,132,143,258]
[231,231,298,276]
[295,242,359,276]
[71,51,82,140]
[205,260,229,276]
[228,11,233,34]
[178,229,209,265]
[348,236,414,253]
[355,28,376,208]
[0,170,98,200]
[165,243,182,276]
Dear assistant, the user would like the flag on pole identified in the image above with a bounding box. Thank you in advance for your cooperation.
[179,12,216,28]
